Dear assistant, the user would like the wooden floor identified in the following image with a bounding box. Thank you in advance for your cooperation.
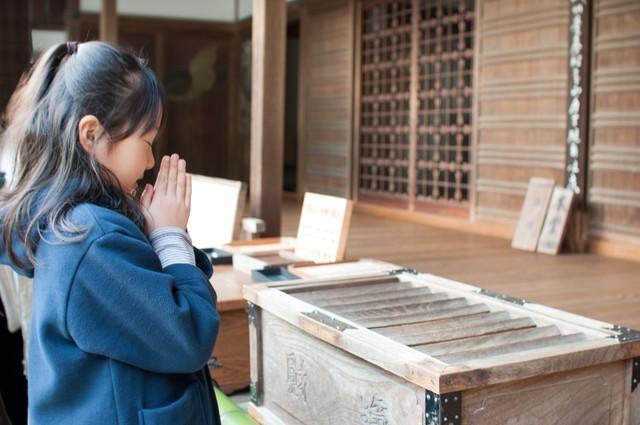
[280,198,640,330]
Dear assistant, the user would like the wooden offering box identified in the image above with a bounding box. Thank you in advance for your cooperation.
[244,271,640,425]
[209,259,398,393]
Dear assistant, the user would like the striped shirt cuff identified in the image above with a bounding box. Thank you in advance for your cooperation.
[149,227,195,268]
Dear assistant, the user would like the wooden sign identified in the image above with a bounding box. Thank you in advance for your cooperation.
[294,193,353,263]
[511,177,555,251]
[188,175,246,249]
[537,187,575,255]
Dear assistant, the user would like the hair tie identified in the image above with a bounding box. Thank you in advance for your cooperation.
[66,41,79,55]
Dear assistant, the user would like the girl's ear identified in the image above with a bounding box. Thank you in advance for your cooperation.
[77,115,103,153]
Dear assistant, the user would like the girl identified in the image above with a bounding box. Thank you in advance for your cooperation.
[0,41,221,424]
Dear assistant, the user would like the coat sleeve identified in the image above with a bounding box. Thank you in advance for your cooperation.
[66,230,220,374]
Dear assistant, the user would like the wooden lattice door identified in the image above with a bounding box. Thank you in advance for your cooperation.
[357,0,474,216]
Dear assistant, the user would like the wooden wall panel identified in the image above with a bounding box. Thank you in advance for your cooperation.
[589,0,640,247]
[300,0,355,198]
[474,0,569,223]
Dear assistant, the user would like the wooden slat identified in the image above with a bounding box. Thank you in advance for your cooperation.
[360,302,492,329]
[343,297,472,323]
[386,316,537,346]
[312,285,434,307]
[437,333,587,364]
[325,291,450,314]
[415,325,562,356]
[284,275,403,296]
[440,337,633,393]
[408,273,618,339]
[374,310,511,337]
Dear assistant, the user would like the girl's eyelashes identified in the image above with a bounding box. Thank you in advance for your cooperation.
[143,139,153,148]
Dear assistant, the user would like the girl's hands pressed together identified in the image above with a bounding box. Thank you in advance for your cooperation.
[140,154,192,234]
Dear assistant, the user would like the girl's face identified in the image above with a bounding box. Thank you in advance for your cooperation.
[94,126,158,194]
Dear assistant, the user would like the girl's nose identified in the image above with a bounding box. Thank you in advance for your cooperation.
[147,152,155,170]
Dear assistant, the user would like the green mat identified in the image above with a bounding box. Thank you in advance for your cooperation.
[214,387,257,425]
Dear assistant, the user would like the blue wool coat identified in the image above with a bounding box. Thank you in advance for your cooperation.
[0,203,221,425]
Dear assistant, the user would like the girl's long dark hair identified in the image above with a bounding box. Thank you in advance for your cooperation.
[0,41,166,268]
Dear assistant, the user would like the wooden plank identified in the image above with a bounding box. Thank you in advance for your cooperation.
[325,291,450,314]
[250,0,286,236]
[339,296,470,320]
[461,361,625,424]
[294,279,415,301]
[511,177,555,251]
[314,286,435,307]
[436,333,587,364]
[389,316,537,347]
[415,325,562,357]
[278,275,401,294]
[360,303,492,329]
[374,310,512,336]
[440,337,635,393]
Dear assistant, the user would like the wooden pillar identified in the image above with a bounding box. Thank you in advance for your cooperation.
[250,0,286,236]
[0,1,31,115]
[100,0,118,43]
